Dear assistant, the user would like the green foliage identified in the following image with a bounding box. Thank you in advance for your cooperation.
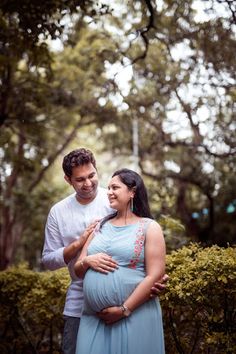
[158,214,187,251]
[161,243,236,353]
[0,4,120,269]
[0,264,70,353]
[99,0,236,246]
[14,181,68,268]
[1,0,235,270]
[1,244,235,353]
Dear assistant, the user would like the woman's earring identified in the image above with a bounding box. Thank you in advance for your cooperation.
[130,198,134,212]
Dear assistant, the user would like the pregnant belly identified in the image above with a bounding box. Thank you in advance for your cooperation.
[83,266,144,312]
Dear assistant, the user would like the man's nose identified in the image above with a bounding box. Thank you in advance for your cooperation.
[84,178,92,187]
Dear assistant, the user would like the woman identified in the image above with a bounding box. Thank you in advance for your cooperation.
[74,168,166,354]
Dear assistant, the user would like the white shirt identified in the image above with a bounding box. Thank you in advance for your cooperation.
[42,187,112,317]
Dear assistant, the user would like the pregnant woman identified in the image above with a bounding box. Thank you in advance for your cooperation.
[74,168,166,354]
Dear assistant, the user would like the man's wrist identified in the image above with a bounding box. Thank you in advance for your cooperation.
[71,237,86,254]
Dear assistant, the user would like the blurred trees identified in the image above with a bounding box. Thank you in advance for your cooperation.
[0,1,119,269]
[99,0,236,246]
[0,0,235,268]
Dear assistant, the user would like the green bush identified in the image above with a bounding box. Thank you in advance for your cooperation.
[0,264,70,354]
[161,243,236,354]
[0,244,235,353]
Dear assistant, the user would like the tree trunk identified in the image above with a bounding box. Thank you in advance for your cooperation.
[176,181,199,240]
[0,205,23,270]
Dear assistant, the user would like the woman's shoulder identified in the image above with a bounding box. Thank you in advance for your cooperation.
[139,217,155,235]
[141,217,158,226]
[145,219,163,241]
[141,218,162,232]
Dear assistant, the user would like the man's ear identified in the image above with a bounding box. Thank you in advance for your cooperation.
[64,175,72,185]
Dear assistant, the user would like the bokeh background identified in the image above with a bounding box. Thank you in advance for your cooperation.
[1,0,235,269]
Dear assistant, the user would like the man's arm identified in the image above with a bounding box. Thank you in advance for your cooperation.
[63,221,99,264]
[42,210,66,270]
[42,209,97,270]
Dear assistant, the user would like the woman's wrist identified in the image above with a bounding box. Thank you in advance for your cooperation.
[75,256,88,277]
[82,256,89,268]
[80,258,85,269]
[120,304,132,317]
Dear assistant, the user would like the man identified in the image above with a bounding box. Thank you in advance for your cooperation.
[42,148,168,354]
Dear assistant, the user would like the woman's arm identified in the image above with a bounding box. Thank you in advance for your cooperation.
[74,231,118,279]
[97,221,166,324]
[124,221,166,310]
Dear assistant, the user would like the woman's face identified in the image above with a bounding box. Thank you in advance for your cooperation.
[107,175,134,211]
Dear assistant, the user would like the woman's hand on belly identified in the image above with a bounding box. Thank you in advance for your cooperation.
[97,306,124,325]
[86,253,118,274]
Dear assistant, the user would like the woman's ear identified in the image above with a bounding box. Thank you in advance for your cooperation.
[131,187,136,198]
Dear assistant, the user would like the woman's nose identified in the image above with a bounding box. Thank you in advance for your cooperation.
[107,189,112,196]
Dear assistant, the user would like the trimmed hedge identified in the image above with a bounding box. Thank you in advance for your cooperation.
[161,244,236,353]
[0,266,69,354]
[0,244,235,353]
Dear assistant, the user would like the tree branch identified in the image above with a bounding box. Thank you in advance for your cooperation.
[217,0,236,24]
[174,89,203,145]
[28,117,97,192]
[131,0,156,64]
[140,163,211,195]
[164,140,236,158]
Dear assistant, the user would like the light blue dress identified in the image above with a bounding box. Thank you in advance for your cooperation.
[76,218,165,354]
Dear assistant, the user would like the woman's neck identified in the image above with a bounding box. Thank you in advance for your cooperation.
[112,211,140,226]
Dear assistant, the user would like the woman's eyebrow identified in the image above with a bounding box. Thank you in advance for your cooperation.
[109,183,120,187]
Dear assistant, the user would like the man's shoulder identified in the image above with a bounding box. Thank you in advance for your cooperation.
[50,193,76,211]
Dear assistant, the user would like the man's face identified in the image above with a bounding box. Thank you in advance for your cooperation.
[65,163,99,204]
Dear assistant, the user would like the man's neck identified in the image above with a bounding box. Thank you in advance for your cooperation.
[75,192,98,205]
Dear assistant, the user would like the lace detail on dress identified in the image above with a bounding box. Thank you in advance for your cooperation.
[128,219,148,269]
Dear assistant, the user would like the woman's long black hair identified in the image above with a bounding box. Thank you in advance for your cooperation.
[100,168,153,228]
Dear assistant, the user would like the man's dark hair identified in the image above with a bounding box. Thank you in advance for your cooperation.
[62,148,96,177]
